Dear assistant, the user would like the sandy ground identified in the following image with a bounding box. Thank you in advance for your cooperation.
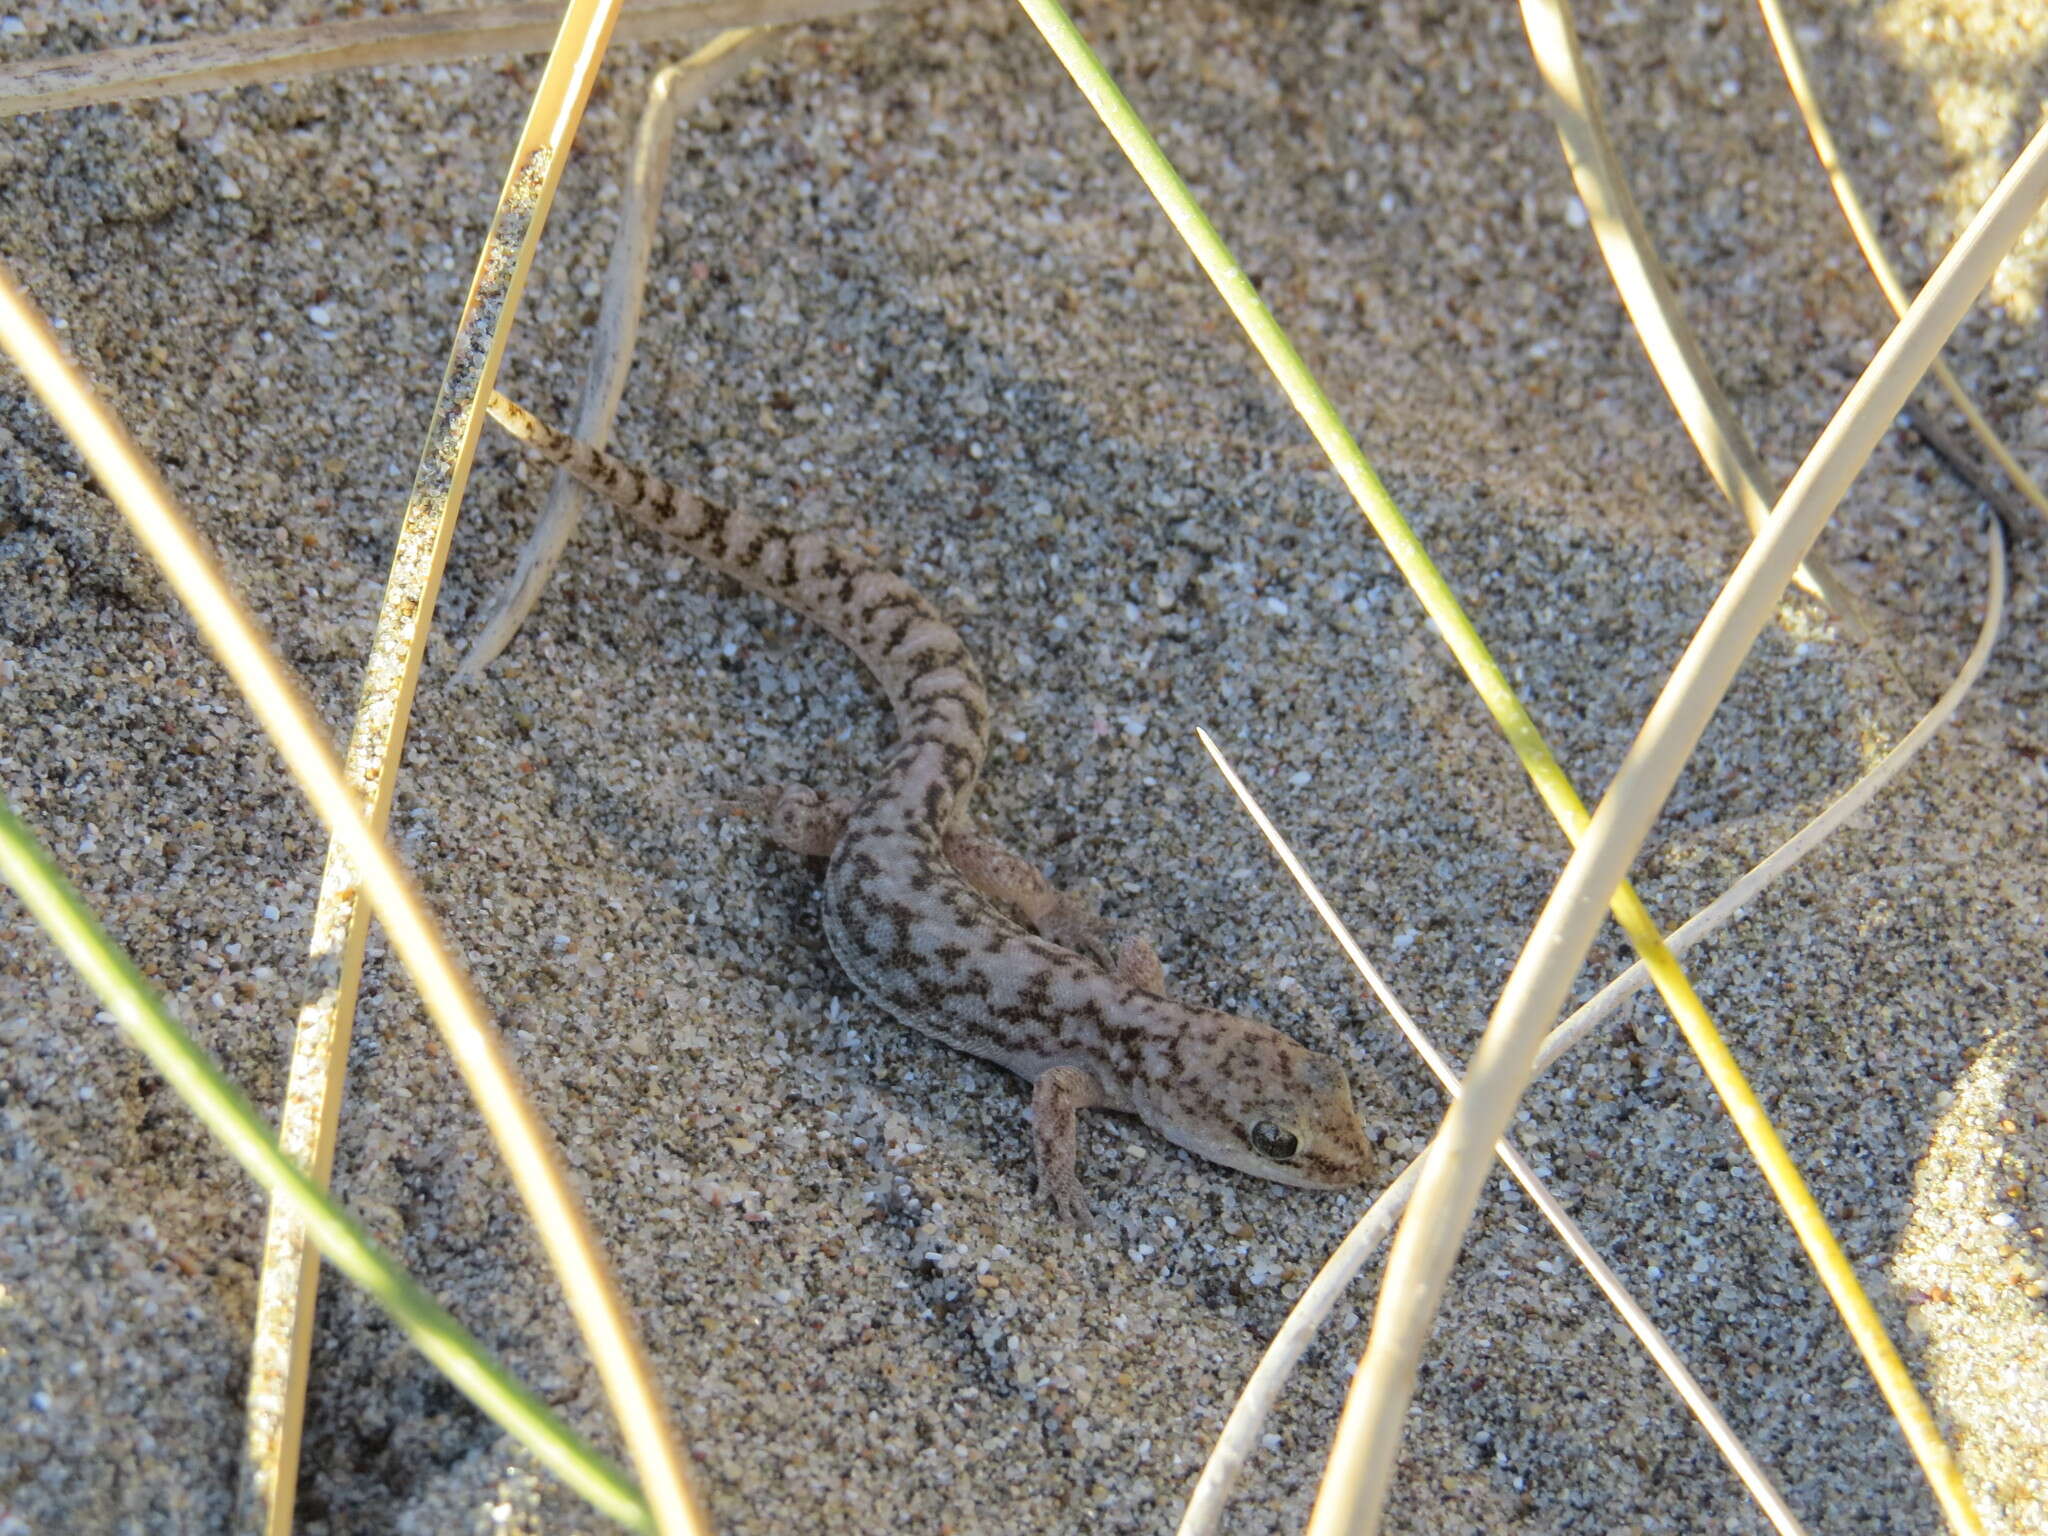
[2,0,2045,1531]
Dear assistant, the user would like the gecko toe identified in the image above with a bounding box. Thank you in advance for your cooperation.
[1112,934,1166,993]
[1035,1170,1094,1229]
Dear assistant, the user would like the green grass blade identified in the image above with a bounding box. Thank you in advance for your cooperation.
[1003,11,1994,1535]
[1011,0,1595,853]
[0,790,654,1535]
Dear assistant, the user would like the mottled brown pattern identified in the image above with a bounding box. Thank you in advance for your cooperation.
[487,393,1372,1221]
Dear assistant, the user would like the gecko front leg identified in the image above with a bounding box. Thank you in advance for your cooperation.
[1031,1065,1105,1226]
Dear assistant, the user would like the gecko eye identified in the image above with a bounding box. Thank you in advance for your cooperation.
[1248,1121,1299,1161]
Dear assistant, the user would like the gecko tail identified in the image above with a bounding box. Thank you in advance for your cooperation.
[484,390,991,819]
[487,392,601,480]
[485,390,706,532]
[484,389,538,439]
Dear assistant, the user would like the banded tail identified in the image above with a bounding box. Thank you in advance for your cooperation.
[486,393,990,826]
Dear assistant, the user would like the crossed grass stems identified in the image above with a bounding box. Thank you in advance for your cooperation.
[0,1,2041,1533]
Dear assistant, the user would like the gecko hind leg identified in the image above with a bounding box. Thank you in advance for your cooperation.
[943,829,1167,988]
[701,784,852,858]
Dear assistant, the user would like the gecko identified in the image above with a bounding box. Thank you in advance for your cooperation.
[485,392,1372,1221]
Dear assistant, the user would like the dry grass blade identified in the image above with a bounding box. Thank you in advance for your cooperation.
[462,26,786,678]
[209,2,711,1532]
[0,253,704,1519]
[1192,506,2006,1534]
[1530,505,2008,1078]
[1517,0,1874,638]
[999,3,1882,1523]
[0,0,890,118]
[1312,121,2048,1536]
[1183,734,1810,1536]
[1753,0,2048,532]
[1906,409,2038,534]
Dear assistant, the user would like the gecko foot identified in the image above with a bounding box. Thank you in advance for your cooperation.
[705,784,853,858]
[1031,1066,1104,1228]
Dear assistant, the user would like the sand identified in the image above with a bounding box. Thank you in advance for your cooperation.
[1,0,2043,1531]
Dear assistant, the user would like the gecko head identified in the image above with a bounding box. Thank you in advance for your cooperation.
[1152,1013,1373,1190]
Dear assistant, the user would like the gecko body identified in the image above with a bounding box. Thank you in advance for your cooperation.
[487,393,1371,1219]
